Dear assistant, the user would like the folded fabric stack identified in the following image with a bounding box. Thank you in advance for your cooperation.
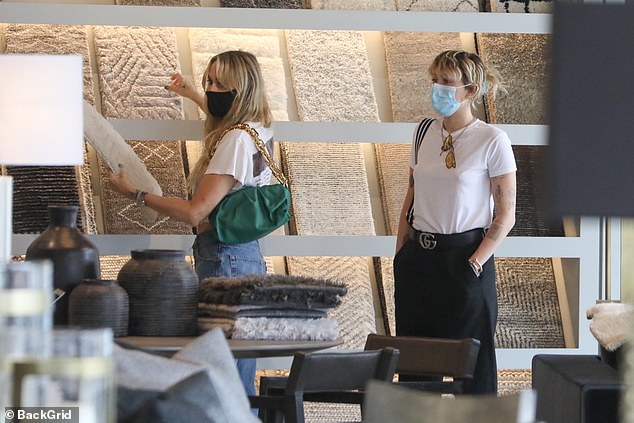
[198,274,348,341]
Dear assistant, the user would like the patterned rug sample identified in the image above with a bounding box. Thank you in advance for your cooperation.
[220,0,308,7]
[4,24,97,234]
[497,369,532,396]
[487,0,553,13]
[285,30,380,122]
[476,33,551,125]
[285,256,377,350]
[93,26,191,234]
[280,142,375,236]
[510,146,564,237]
[309,0,396,9]
[383,32,464,122]
[395,0,480,11]
[374,257,565,348]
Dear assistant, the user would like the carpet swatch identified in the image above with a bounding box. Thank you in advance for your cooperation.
[220,0,307,7]
[488,0,553,13]
[93,26,191,234]
[310,0,396,10]
[476,33,551,125]
[188,28,289,121]
[285,30,380,122]
[281,142,375,236]
[286,256,376,350]
[374,143,410,236]
[495,257,565,348]
[395,0,480,11]
[4,24,97,234]
[384,32,464,122]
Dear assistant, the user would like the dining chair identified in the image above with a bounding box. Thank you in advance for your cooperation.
[364,333,481,394]
[249,347,399,423]
[363,380,538,423]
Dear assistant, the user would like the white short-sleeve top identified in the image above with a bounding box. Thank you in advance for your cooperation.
[205,122,274,191]
[409,118,516,234]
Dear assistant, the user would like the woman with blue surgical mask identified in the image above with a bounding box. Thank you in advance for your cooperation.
[393,50,517,394]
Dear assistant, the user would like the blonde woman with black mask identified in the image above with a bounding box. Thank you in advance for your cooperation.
[393,50,517,394]
[109,50,274,398]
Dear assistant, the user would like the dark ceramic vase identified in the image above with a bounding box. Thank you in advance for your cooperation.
[68,279,129,337]
[25,205,100,326]
[117,249,199,336]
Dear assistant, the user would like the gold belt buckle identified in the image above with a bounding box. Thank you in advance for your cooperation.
[418,232,437,250]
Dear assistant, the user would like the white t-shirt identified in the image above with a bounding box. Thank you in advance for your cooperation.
[205,122,274,190]
[409,118,516,234]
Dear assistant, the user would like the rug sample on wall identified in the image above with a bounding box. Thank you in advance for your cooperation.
[374,143,410,236]
[4,24,97,234]
[93,26,191,234]
[280,142,375,236]
[495,257,565,348]
[384,32,463,123]
[487,0,553,13]
[510,146,564,237]
[285,30,380,122]
[309,0,396,10]
[395,0,480,12]
[476,33,551,125]
[220,0,307,7]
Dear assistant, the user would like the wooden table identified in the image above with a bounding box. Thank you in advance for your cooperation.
[116,336,343,358]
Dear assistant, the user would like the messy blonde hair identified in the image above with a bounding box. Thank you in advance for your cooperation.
[429,50,506,107]
[187,50,272,193]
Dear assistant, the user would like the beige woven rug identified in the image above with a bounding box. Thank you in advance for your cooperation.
[374,143,410,235]
[488,0,553,13]
[384,32,464,122]
[4,24,97,234]
[285,30,380,122]
[476,33,551,125]
[93,26,191,234]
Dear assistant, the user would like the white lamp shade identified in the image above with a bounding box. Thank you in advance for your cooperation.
[0,54,84,166]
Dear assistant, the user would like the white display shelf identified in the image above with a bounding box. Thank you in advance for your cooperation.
[0,3,551,34]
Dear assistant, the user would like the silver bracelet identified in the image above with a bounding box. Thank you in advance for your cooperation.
[468,257,483,277]
[135,189,147,207]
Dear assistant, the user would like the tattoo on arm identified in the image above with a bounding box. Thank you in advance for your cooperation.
[486,222,503,241]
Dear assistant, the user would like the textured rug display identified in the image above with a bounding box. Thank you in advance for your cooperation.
[495,258,565,349]
[285,30,380,122]
[510,146,564,237]
[4,24,97,234]
[309,0,396,10]
[374,143,410,235]
[280,142,375,236]
[487,0,553,13]
[285,256,376,350]
[375,256,396,335]
[220,0,307,7]
[99,256,131,280]
[476,33,551,125]
[384,32,464,122]
[395,0,480,11]
[93,26,191,234]
[188,28,289,121]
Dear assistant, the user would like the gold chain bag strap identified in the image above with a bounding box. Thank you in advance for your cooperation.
[207,123,291,244]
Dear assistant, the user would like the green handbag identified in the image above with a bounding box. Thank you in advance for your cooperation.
[208,123,291,245]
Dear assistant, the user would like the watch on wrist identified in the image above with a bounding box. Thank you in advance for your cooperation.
[135,189,148,207]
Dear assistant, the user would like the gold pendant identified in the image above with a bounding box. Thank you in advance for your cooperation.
[445,151,456,169]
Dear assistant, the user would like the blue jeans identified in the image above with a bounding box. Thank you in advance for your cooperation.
[193,231,266,397]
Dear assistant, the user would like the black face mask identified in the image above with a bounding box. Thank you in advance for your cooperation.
[206,90,236,118]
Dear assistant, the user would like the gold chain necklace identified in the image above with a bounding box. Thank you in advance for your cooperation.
[439,118,476,169]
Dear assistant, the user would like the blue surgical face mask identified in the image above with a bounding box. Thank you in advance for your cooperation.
[431,83,470,117]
